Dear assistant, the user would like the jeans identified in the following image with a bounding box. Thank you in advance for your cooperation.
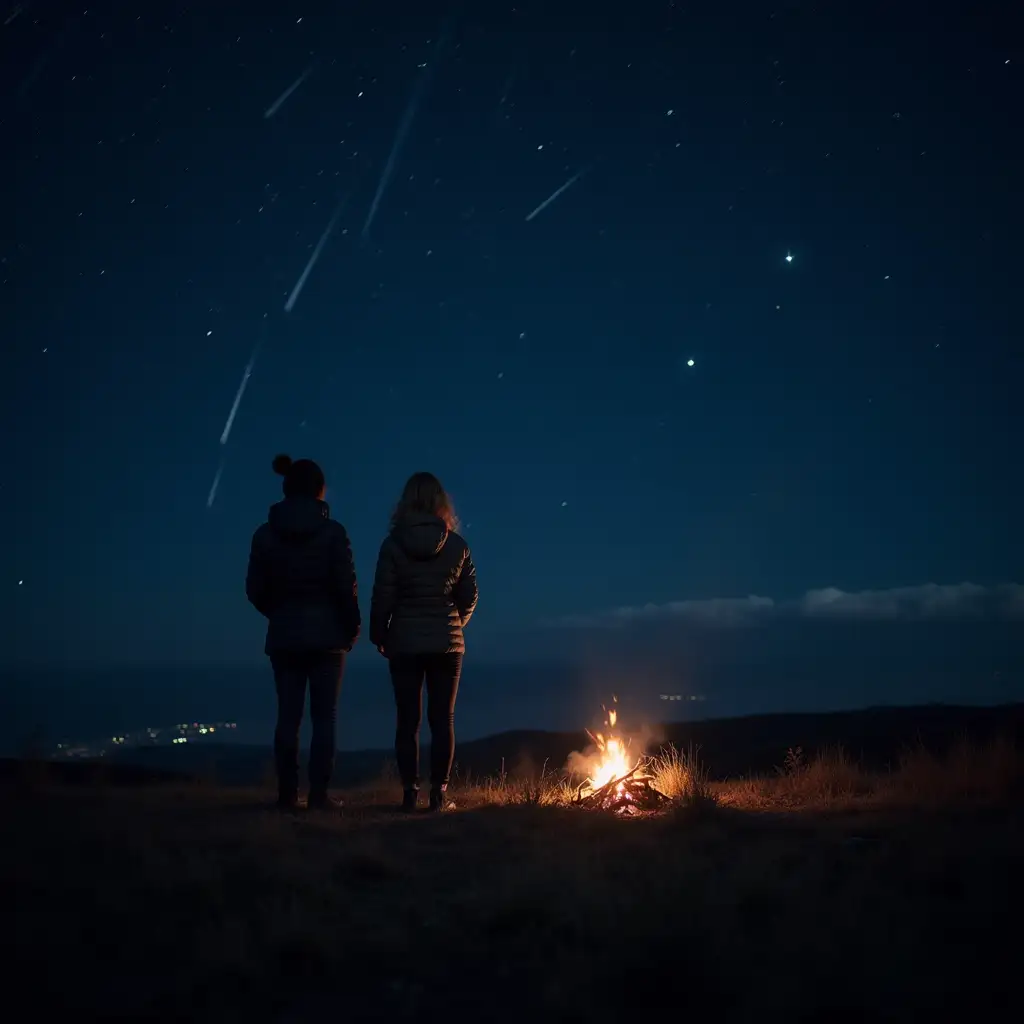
[270,651,345,802]
[389,652,463,790]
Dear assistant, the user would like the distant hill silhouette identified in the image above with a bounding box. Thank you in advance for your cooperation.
[79,702,1024,787]
[0,757,191,787]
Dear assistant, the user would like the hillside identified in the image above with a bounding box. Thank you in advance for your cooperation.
[93,701,1024,786]
[3,731,1022,1022]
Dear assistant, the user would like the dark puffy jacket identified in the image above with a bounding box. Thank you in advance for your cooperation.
[369,513,478,656]
[245,497,361,656]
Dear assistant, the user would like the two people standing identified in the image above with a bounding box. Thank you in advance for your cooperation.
[245,455,478,813]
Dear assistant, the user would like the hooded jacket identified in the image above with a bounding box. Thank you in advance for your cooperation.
[369,513,478,656]
[245,496,361,656]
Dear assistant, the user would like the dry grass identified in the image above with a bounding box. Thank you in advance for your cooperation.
[3,735,1022,1022]
[445,743,718,813]
[716,734,1024,812]
[445,734,1023,816]
[648,741,718,808]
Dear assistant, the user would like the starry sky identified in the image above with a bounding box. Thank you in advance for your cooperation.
[1,1,1022,738]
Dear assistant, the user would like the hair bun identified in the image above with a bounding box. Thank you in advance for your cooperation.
[272,453,293,476]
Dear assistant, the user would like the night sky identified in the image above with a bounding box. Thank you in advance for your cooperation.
[1,2,1022,743]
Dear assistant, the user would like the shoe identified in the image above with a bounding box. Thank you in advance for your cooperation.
[307,793,343,812]
[427,787,453,813]
[401,788,419,813]
[276,794,300,812]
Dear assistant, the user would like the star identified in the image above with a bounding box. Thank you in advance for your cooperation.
[785,253,794,263]
[686,358,695,367]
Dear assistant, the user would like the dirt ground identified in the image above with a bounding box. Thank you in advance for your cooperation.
[3,773,1022,1022]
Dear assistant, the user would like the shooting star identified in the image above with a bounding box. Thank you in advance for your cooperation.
[361,22,453,241]
[264,62,316,120]
[525,165,591,222]
[15,10,78,102]
[284,191,350,313]
[206,458,225,509]
[489,69,517,128]
[219,342,260,446]
[498,70,515,106]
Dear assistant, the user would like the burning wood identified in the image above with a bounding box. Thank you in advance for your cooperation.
[571,700,670,814]
[573,762,669,813]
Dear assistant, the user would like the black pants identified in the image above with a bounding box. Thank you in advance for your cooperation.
[389,652,463,790]
[270,651,345,801]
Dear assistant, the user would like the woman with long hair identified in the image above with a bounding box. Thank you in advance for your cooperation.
[245,454,361,811]
[370,472,478,812]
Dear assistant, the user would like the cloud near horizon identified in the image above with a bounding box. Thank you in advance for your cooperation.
[555,582,1024,629]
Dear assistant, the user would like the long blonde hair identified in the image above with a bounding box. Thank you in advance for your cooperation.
[390,472,458,531]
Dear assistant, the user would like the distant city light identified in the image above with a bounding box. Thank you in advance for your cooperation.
[53,720,239,758]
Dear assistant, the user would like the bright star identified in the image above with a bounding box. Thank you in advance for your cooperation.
[687,358,695,367]
[785,253,794,263]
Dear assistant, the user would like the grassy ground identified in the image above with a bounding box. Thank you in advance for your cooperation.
[4,738,1022,1022]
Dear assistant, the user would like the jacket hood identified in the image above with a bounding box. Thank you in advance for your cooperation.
[392,513,449,560]
[268,497,331,542]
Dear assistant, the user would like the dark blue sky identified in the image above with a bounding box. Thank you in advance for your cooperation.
[1,1,1021,679]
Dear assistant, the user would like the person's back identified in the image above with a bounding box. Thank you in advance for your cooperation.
[370,472,478,812]
[246,454,360,811]
[248,494,360,656]
[375,512,476,656]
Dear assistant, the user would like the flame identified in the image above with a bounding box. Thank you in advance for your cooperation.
[589,732,633,790]
[583,700,638,798]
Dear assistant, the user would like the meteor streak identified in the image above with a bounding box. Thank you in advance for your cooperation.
[361,22,453,240]
[206,458,225,509]
[525,165,591,222]
[284,192,350,313]
[219,346,258,446]
[264,63,316,119]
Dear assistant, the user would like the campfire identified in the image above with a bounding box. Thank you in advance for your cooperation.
[572,699,669,814]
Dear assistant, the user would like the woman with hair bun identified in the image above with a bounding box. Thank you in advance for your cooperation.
[245,454,361,811]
